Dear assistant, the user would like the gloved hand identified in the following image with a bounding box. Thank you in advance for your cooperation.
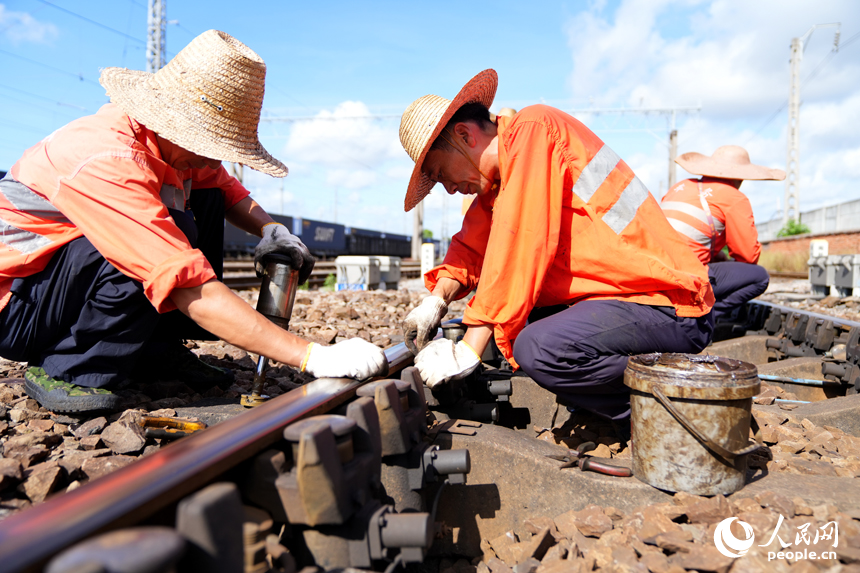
[414,338,481,388]
[255,223,315,284]
[403,295,448,354]
[302,338,387,380]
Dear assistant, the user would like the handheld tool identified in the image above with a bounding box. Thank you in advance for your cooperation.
[241,253,300,407]
[139,416,207,440]
[545,441,633,477]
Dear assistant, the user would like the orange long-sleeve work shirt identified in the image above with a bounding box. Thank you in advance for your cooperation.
[660,178,761,265]
[0,103,250,314]
[425,105,714,367]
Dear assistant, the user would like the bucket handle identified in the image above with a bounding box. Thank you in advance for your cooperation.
[652,385,763,462]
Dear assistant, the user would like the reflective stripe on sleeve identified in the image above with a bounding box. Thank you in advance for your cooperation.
[0,218,53,254]
[0,175,68,223]
[572,144,620,203]
[602,176,650,234]
[160,184,186,210]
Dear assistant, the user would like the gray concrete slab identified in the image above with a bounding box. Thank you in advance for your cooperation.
[432,422,860,557]
[174,398,248,427]
[706,335,772,364]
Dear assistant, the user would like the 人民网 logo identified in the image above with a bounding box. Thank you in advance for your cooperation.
[714,517,755,558]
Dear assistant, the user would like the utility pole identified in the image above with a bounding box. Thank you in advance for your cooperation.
[784,23,840,225]
[411,202,424,260]
[668,130,678,189]
[146,0,166,73]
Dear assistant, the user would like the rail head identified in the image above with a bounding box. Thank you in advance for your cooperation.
[0,343,415,573]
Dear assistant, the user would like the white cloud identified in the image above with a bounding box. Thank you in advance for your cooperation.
[324,168,377,190]
[284,101,402,169]
[0,6,58,44]
[567,0,860,222]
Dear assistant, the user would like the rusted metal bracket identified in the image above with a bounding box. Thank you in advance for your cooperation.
[434,419,482,437]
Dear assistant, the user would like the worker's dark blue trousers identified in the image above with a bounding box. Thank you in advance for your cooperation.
[709,262,770,323]
[512,300,714,421]
[0,189,225,388]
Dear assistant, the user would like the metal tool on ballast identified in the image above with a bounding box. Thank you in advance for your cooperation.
[241,253,300,408]
[545,441,633,477]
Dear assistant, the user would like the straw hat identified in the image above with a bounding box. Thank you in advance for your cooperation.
[399,69,498,211]
[100,30,287,177]
[675,145,785,181]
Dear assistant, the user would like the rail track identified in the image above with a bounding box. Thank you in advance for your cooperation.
[222,259,423,290]
[2,294,860,572]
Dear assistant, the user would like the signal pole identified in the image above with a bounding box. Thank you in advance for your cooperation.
[784,23,840,225]
[146,0,166,73]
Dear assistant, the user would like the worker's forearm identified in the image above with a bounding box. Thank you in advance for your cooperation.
[170,279,309,367]
[463,324,493,358]
[226,196,275,237]
[431,277,469,304]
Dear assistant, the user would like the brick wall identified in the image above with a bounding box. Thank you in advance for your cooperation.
[762,231,860,256]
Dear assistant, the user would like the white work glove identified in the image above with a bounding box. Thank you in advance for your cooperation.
[302,338,387,380]
[403,295,448,354]
[255,223,315,284]
[414,338,481,389]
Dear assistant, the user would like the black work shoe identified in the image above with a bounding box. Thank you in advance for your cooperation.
[136,344,234,390]
[24,367,120,413]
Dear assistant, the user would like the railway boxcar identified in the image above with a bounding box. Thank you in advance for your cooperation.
[295,217,346,258]
[346,227,412,258]
[223,214,293,258]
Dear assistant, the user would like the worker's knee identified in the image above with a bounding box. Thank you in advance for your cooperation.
[512,324,558,380]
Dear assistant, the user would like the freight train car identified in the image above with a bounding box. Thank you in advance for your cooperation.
[223,215,414,259]
[295,217,346,258]
[223,214,293,258]
[345,227,411,258]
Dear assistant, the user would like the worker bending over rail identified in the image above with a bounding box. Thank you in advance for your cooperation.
[0,31,385,414]
[399,69,715,421]
[661,146,783,323]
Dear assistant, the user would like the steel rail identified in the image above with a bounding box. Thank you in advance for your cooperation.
[0,343,414,573]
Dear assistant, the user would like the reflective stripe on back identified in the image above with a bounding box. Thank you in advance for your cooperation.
[0,217,53,254]
[668,218,712,247]
[602,176,650,234]
[661,201,710,226]
[572,144,620,203]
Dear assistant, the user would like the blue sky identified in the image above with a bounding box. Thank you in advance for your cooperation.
[2,0,859,240]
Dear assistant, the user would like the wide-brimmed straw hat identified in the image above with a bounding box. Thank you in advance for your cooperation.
[675,145,784,181]
[399,69,498,211]
[100,30,287,177]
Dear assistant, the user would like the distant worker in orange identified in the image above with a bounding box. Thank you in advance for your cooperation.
[398,70,714,422]
[661,146,784,323]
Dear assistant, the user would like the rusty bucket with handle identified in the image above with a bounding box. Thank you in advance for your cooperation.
[624,353,763,495]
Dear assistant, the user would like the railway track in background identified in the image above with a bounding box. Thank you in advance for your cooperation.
[222,259,423,289]
[2,297,860,572]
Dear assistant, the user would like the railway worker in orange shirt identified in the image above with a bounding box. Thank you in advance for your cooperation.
[0,31,385,414]
[661,146,784,323]
[399,70,715,421]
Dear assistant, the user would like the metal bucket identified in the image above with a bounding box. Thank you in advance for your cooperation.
[624,353,762,495]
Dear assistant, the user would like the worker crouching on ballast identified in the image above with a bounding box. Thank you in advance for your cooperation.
[661,146,783,322]
[399,69,715,421]
[0,30,385,414]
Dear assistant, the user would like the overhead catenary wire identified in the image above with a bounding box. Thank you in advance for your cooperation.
[0,48,101,86]
[35,0,145,44]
